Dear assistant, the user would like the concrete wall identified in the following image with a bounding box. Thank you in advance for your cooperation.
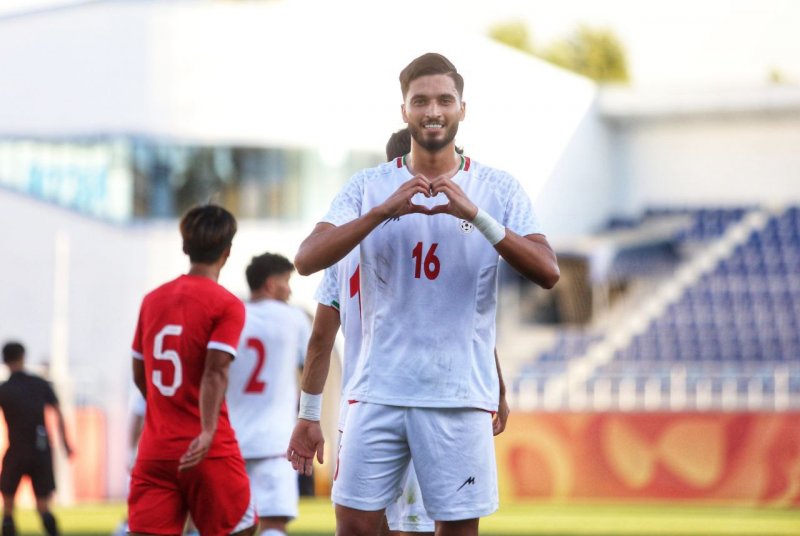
[609,112,800,214]
[534,100,616,238]
[0,1,614,240]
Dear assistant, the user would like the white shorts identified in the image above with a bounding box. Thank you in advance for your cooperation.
[385,460,435,533]
[332,402,498,521]
[245,456,298,519]
[338,397,349,433]
[337,427,434,532]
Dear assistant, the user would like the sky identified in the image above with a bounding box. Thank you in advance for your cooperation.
[392,0,800,88]
[500,0,800,87]
[1,0,798,87]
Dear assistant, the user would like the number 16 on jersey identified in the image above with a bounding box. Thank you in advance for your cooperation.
[412,242,440,280]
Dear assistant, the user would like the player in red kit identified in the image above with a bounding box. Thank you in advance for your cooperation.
[128,204,256,536]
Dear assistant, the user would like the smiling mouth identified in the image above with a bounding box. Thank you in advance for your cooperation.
[424,122,444,130]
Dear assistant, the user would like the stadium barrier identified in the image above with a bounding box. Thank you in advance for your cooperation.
[0,406,107,504]
[495,411,800,505]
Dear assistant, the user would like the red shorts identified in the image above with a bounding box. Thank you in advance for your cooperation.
[128,455,252,536]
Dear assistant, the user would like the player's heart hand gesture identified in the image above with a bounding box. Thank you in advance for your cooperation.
[427,174,479,220]
[286,419,325,476]
[377,175,433,220]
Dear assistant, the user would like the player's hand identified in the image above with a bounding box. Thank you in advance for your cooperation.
[286,419,325,476]
[493,395,510,436]
[376,175,434,220]
[64,442,74,459]
[178,431,213,471]
[427,175,479,220]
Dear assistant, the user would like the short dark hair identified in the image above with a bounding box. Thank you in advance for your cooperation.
[2,342,25,364]
[385,128,411,161]
[246,252,294,292]
[180,205,237,264]
[399,52,464,99]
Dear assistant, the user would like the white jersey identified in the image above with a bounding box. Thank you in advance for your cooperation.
[314,248,361,430]
[322,156,541,410]
[227,299,310,458]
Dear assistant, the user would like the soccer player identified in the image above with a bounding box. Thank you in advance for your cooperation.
[288,52,559,536]
[289,54,559,535]
[226,253,311,536]
[128,204,256,536]
[293,127,510,536]
[0,341,72,536]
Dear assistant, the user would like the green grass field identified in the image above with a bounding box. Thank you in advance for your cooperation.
[12,498,800,535]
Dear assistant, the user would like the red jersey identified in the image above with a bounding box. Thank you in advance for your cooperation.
[131,274,245,461]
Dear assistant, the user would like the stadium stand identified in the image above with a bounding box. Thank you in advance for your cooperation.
[516,206,800,411]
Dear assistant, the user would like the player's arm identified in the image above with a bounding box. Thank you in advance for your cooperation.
[51,402,74,457]
[287,303,340,475]
[493,349,510,436]
[300,304,339,395]
[294,175,433,275]
[179,349,232,471]
[495,231,559,289]
[44,383,73,457]
[132,358,147,400]
[428,176,559,288]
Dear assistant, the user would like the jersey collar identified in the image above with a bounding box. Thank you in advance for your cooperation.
[397,154,470,172]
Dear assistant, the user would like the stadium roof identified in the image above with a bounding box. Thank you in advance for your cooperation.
[599,85,800,122]
[0,2,592,143]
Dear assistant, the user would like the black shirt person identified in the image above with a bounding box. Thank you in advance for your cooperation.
[0,342,72,536]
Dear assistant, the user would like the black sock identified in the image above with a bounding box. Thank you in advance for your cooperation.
[40,511,58,536]
[2,515,16,536]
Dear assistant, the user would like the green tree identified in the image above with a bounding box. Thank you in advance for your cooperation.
[541,26,629,83]
[488,22,630,84]
[768,67,788,85]
[488,21,534,55]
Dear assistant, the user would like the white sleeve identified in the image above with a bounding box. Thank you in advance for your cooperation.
[503,177,543,236]
[314,264,340,309]
[320,172,364,227]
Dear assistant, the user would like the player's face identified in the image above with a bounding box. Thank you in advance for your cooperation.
[401,74,465,154]
[268,272,292,303]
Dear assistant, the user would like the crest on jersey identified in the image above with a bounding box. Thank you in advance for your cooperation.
[459,219,474,234]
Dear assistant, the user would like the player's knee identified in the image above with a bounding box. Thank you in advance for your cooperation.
[334,508,384,536]
[435,518,479,536]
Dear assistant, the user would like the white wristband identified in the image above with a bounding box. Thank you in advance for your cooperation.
[298,391,323,421]
[472,208,506,245]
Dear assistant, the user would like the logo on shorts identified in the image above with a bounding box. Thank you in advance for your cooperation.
[459,219,474,234]
[457,476,476,491]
